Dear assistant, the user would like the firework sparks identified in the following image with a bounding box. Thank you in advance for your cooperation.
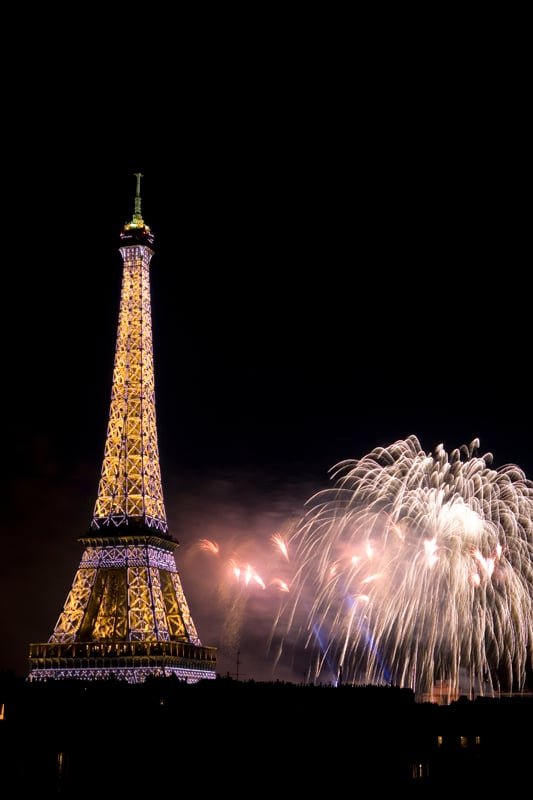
[271,578,290,592]
[273,435,533,700]
[271,533,289,560]
[196,538,220,555]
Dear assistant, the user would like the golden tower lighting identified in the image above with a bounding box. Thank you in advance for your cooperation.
[28,174,217,683]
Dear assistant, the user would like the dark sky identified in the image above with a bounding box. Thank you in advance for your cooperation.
[2,55,531,683]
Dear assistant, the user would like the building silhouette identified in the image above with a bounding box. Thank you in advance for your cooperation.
[27,175,216,683]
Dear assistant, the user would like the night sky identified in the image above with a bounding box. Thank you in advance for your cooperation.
[2,62,531,684]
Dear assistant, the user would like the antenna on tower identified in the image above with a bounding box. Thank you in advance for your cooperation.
[122,172,152,241]
[133,172,143,217]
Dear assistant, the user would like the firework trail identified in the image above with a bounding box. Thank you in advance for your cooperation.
[191,534,292,664]
[274,435,533,700]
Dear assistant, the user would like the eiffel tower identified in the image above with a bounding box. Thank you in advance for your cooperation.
[28,174,217,683]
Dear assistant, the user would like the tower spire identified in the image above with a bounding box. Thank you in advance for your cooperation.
[121,172,154,245]
[28,176,217,684]
[131,172,144,225]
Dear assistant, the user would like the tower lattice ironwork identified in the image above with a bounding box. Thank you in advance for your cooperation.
[28,175,217,683]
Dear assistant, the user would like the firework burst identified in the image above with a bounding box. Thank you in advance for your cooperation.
[189,532,293,663]
[274,435,533,700]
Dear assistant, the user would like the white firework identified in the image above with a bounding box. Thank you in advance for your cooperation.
[276,435,533,700]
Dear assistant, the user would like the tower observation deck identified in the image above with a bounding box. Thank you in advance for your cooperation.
[28,175,217,683]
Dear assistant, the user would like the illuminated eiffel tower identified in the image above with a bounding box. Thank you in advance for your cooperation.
[28,174,217,683]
